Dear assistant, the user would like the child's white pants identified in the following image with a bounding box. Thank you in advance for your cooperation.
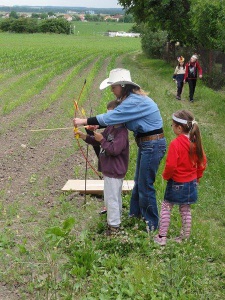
[103,176,123,227]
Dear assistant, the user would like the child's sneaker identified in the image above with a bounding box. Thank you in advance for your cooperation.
[154,235,167,246]
[174,236,183,243]
[99,207,107,215]
[105,225,120,236]
[174,235,189,243]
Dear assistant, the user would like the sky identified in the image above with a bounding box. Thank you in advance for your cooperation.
[0,0,122,8]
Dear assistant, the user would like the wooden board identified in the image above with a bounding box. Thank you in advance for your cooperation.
[62,180,134,195]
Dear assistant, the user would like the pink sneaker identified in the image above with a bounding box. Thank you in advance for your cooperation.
[174,236,183,243]
[174,235,189,243]
[154,235,167,246]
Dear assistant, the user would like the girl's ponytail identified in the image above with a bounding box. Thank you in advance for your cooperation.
[189,122,204,165]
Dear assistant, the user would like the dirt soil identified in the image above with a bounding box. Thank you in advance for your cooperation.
[0,57,123,299]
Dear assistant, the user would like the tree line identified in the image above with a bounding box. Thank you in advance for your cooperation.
[0,10,134,34]
[0,17,71,34]
[119,0,225,53]
[118,0,225,89]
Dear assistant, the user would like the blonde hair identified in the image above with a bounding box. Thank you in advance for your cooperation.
[133,88,149,96]
[173,110,204,164]
[120,84,148,99]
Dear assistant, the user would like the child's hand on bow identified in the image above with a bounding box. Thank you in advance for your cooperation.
[87,125,99,131]
[94,131,103,142]
[75,130,87,140]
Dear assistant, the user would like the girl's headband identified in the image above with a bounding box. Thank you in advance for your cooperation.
[172,114,197,126]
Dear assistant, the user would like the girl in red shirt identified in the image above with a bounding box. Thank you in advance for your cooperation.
[154,110,207,246]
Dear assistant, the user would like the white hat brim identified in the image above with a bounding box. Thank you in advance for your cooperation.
[99,78,140,90]
[99,78,110,90]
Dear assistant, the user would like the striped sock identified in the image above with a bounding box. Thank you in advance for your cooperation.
[179,204,192,238]
[159,201,174,237]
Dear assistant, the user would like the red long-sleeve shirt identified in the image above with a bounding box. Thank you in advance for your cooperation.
[162,134,207,182]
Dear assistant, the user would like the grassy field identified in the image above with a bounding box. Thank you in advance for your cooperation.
[71,21,135,36]
[0,23,225,299]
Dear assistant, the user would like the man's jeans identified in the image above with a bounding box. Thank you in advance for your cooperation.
[129,138,166,231]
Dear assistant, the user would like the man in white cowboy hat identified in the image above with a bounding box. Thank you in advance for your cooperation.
[73,68,166,232]
[184,54,203,102]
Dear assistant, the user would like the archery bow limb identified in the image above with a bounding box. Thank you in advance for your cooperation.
[74,79,87,139]
[73,80,102,179]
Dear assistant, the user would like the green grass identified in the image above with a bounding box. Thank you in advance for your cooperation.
[0,25,225,299]
[71,21,135,36]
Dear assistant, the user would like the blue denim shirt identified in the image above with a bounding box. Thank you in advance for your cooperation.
[96,93,163,137]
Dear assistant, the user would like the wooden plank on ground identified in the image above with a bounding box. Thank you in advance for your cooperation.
[62,180,134,195]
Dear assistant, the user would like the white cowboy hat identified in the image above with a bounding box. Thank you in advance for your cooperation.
[99,68,140,90]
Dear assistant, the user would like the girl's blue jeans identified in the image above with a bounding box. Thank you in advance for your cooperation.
[177,80,184,96]
[129,138,166,231]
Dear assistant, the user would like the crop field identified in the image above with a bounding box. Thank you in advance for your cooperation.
[0,22,225,299]
[71,20,135,35]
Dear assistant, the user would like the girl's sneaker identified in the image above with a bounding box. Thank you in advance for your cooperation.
[174,235,189,243]
[174,236,183,243]
[154,235,167,246]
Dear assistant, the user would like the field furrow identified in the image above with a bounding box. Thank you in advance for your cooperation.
[0,27,224,300]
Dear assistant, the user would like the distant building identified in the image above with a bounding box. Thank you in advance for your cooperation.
[2,13,10,18]
[108,31,140,38]
[104,14,123,22]
[85,10,95,15]
[79,14,85,21]
[67,10,78,14]
[64,14,72,21]
[20,13,29,18]
[48,15,57,19]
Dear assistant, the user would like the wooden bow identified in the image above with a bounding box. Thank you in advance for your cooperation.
[73,80,102,179]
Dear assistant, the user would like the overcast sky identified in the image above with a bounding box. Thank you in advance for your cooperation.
[1,0,122,8]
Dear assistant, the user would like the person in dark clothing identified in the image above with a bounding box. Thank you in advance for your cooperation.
[184,54,203,102]
[76,100,129,235]
[173,56,185,100]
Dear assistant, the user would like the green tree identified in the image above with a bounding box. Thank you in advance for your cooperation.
[191,0,221,50]
[118,0,191,44]
[9,10,19,19]
[118,0,225,51]
[31,13,40,19]
[122,14,134,23]
[40,13,48,19]
[141,27,168,58]
[216,9,225,51]
[0,18,12,31]
[72,15,81,21]
[39,18,70,34]
[48,12,55,16]
[10,18,39,33]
